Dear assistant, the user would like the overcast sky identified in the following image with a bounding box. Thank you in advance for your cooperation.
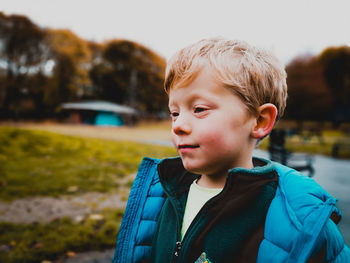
[2,0,350,64]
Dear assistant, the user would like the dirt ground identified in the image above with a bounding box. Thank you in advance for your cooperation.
[0,168,135,223]
[55,249,115,263]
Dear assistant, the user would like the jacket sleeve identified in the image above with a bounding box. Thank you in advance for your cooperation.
[331,245,350,263]
[321,218,350,262]
[113,157,166,263]
[265,163,350,263]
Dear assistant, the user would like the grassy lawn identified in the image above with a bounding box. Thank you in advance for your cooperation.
[0,209,123,263]
[258,129,350,159]
[0,126,176,200]
[0,126,176,263]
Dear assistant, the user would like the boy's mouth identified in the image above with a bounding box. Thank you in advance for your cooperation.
[178,144,200,149]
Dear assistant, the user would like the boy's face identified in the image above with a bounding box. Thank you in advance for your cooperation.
[168,67,257,178]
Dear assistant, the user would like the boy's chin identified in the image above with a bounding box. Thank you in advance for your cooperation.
[181,161,203,175]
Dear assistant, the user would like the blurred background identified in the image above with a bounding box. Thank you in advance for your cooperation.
[0,0,349,262]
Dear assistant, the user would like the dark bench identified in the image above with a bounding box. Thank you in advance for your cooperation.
[268,129,315,177]
[331,139,350,159]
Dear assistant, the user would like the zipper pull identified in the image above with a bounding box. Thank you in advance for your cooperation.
[174,241,182,257]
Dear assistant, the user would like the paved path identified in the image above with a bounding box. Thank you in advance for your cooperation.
[308,155,350,245]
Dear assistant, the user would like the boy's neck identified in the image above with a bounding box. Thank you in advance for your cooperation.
[196,174,226,189]
[197,159,254,189]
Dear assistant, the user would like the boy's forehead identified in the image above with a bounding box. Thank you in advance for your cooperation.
[167,75,233,108]
[168,65,216,90]
[167,87,181,107]
[165,61,207,93]
[168,85,202,107]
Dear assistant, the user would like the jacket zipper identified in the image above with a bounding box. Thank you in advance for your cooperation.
[161,187,182,263]
[164,175,234,262]
[174,241,182,257]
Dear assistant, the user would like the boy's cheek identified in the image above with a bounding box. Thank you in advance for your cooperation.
[201,132,225,147]
[171,134,177,148]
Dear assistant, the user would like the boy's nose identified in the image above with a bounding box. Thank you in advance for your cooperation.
[172,115,191,135]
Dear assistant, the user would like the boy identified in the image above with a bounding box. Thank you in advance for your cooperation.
[114,38,350,262]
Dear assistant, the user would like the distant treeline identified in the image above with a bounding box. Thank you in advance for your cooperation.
[285,46,350,126]
[0,12,167,120]
[0,12,350,125]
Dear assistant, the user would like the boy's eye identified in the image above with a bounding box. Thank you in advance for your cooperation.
[194,107,206,113]
[170,111,179,118]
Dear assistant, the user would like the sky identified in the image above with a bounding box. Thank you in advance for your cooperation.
[1,0,350,65]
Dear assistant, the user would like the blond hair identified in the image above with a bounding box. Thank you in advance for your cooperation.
[165,37,288,117]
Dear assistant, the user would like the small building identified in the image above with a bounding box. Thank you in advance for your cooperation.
[61,101,137,126]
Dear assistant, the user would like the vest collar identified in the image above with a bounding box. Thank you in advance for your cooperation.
[157,156,276,197]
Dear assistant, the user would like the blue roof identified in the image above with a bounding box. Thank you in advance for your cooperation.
[61,101,137,115]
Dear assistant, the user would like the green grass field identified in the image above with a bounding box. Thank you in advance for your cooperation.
[0,126,176,263]
[258,129,350,159]
[0,126,176,200]
[0,209,123,263]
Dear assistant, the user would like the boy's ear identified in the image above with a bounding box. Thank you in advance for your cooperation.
[251,103,278,139]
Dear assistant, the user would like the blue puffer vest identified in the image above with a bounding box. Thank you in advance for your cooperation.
[114,157,350,263]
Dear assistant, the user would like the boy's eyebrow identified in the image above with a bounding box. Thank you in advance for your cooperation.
[169,93,215,110]
[172,93,205,104]
[168,99,177,108]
